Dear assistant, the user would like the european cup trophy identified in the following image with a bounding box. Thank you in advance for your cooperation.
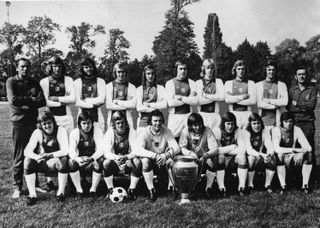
[168,154,203,205]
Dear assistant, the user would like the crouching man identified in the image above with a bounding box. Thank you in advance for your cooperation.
[135,109,180,202]
[102,111,141,200]
[68,111,104,197]
[272,111,313,194]
[24,111,69,205]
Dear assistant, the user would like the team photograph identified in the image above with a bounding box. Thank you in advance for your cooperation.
[0,0,320,227]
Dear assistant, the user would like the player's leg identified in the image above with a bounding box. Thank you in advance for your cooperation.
[68,159,83,194]
[102,159,119,192]
[216,154,226,197]
[126,157,142,200]
[89,157,104,196]
[276,153,287,193]
[141,157,157,202]
[235,153,248,195]
[301,152,313,193]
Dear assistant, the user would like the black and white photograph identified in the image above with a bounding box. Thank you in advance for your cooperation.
[0,0,320,227]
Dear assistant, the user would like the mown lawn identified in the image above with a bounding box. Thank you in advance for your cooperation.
[1,103,320,227]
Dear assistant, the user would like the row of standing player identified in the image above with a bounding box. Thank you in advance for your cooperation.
[6,56,317,202]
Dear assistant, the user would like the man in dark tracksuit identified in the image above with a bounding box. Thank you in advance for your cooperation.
[6,58,46,198]
[287,66,318,186]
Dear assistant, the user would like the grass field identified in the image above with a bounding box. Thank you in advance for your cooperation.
[1,102,320,227]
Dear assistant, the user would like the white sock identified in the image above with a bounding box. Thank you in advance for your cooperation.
[302,164,312,187]
[265,169,275,188]
[103,175,114,190]
[247,171,255,188]
[216,170,225,190]
[143,170,154,190]
[205,170,216,190]
[57,173,68,196]
[277,165,286,187]
[69,171,83,193]
[167,168,175,190]
[90,171,102,192]
[237,168,248,190]
[25,173,37,197]
[129,175,140,189]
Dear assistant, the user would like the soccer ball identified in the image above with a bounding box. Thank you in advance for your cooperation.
[109,187,128,203]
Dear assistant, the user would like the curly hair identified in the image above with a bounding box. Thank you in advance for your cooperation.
[46,56,67,76]
[79,57,98,79]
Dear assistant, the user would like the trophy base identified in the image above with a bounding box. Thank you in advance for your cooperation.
[179,198,191,205]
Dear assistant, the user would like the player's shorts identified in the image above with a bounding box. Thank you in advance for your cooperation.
[231,111,251,129]
[199,112,221,130]
[167,113,189,138]
[55,115,74,134]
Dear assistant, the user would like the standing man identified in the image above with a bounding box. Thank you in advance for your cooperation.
[6,57,46,198]
[165,60,198,140]
[225,60,256,129]
[256,59,288,129]
[287,66,318,185]
[106,62,136,129]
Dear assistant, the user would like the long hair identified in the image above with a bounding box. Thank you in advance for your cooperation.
[200,58,216,79]
[111,111,130,131]
[77,111,94,129]
[37,111,58,134]
[112,62,129,79]
[220,112,238,131]
[187,113,204,134]
[246,112,264,133]
[147,109,165,125]
[79,57,98,79]
[280,111,295,127]
[231,60,247,79]
[263,59,278,82]
[142,64,157,87]
[46,56,67,76]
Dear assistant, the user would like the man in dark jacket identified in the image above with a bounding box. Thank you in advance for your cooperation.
[6,58,46,198]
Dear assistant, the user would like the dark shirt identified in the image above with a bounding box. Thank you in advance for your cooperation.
[6,75,46,125]
[287,85,317,122]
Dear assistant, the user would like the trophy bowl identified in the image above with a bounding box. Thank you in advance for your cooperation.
[168,155,202,204]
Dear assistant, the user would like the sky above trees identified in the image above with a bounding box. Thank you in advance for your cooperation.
[0,0,319,60]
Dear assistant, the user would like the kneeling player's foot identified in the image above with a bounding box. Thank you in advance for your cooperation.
[45,181,57,192]
[12,189,21,199]
[76,191,84,199]
[265,185,273,194]
[148,188,157,202]
[246,186,253,195]
[204,188,212,199]
[238,187,245,196]
[127,188,137,200]
[56,194,65,202]
[89,191,98,199]
[219,188,227,198]
[279,185,287,195]
[302,185,311,194]
[106,188,113,199]
[26,196,37,206]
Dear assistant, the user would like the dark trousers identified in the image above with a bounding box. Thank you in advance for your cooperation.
[12,124,35,190]
[295,121,317,183]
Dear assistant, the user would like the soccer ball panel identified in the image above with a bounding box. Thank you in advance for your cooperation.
[109,187,128,203]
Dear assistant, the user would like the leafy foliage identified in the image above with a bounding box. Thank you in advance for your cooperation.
[152,0,199,84]
[65,22,105,79]
[100,28,131,82]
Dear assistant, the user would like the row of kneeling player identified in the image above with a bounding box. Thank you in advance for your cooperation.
[23,109,312,205]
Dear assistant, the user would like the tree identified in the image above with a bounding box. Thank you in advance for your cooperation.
[22,15,61,78]
[140,54,155,68]
[304,34,320,86]
[233,39,258,81]
[253,41,271,82]
[152,0,199,84]
[202,13,234,82]
[0,23,25,77]
[203,13,222,61]
[65,22,105,78]
[100,28,131,82]
[274,38,305,85]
